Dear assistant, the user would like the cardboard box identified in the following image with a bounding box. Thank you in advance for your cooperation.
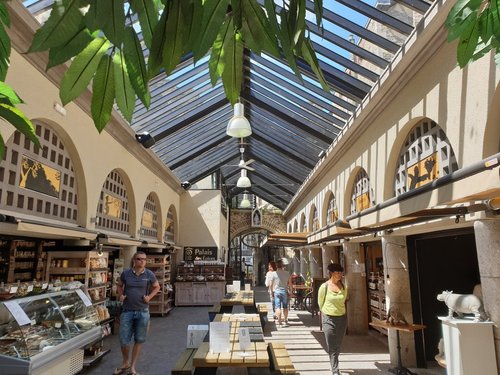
[187,325,209,348]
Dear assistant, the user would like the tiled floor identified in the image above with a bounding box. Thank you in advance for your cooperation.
[82,287,445,375]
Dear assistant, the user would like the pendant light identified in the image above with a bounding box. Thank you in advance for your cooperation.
[226,102,252,138]
[236,169,251,188]
[240,193,251,208]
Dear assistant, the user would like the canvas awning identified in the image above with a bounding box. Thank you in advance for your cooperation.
[261,232,308,247]
[0,217,97,240]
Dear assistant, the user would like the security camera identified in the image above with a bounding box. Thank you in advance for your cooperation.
[181,181,191,190]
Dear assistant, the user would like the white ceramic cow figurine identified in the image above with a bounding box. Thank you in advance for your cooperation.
[436,290,487,322]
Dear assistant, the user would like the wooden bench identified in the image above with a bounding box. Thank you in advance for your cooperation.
[267,342,296,374]
[171,348,196,375]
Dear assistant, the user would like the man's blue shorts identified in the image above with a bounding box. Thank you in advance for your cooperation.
[119,309,150,345]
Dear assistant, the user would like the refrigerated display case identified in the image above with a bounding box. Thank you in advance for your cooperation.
[0,289,102,374]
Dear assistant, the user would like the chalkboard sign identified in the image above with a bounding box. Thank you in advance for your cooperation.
[184,247,217,261]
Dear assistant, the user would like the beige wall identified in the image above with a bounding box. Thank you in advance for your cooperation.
[1,44,183,242]
[179,190,227,260]
[285,4,500,231]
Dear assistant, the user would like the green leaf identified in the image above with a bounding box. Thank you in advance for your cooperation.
[313,0,323,27]
[264,0,301,80]
[0,103,40,148]
[209,18,231,85]
[221,21,243,105]
[113,50,135,122]
[491,0,500,38]
[130,0,159,49]
[291,0,306,47]
[457,15,481,67]
[447,9,477,42]
[99,0,125,46]
[123,26,151,107]
[0,2,10,27]
[241,0,280,57]
[186,0,203,52]
[193,0,230,61]
[84,0,99,32]
[0,81,23,105]
[29,0,84,52]
[301,38,329,91]
[91,55,115,132]
[163,0,189,75]
[0,22,10,81]
[277,7,302,79]
[47,27,95,70]
[446,0,482,29]
[148,6,169,78]
[59,37,111,105]
[478,7,494,44]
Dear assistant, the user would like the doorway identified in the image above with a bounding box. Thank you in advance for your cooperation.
[408,229,479,366]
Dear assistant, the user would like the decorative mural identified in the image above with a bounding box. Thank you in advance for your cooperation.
[20,156,61,198]
[395,119,458,196]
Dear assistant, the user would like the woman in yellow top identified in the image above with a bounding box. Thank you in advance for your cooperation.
[318,263,348,375]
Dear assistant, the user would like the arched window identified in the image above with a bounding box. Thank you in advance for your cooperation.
[394,119,458,195]
[140,193,159,239]
[310,205,319,231]
[0,123,78,222]
[164,206,176,243]
[350,168,374,215]
[326,193,338,225]
[96,170,130,234]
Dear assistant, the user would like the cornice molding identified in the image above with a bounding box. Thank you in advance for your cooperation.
[6,0,183,194]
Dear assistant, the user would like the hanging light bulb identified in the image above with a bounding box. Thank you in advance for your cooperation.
[236,169,251,188]
[240,193,251,208]
[226,102,252,138]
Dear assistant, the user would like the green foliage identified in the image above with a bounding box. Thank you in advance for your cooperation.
[446,0,500,68]
[0,5,39,159]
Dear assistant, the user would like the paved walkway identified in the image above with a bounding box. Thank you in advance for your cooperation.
[83,287,445,375]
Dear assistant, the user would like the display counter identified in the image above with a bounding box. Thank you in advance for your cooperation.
[0,289,102,375]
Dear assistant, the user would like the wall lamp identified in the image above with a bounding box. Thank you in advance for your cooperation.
[135,132,156,148]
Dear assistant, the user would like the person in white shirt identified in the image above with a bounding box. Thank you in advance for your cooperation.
[265,261,278,317]
[271,259,291,327]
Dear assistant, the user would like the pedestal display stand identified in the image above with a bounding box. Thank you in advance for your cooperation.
[439,317,496,375]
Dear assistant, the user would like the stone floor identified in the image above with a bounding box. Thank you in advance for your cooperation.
[82,287,445,375]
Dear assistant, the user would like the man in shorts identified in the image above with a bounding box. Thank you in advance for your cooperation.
[114,251,160,375]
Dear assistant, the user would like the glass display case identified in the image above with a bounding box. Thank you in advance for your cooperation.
[0,289,102,375]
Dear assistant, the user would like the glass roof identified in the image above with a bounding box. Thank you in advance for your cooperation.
[22,0,432,209]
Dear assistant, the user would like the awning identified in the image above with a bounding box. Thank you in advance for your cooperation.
[350,203,490,233]
[97,233,143,246]
[261,232,308,247]
[140,240,166,249]
[0,217,97,240]
[308,223,366,244]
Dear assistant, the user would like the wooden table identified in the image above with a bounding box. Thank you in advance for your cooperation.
[192,313,269,374]
[220,291,255,313]
[369,321,426,375]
